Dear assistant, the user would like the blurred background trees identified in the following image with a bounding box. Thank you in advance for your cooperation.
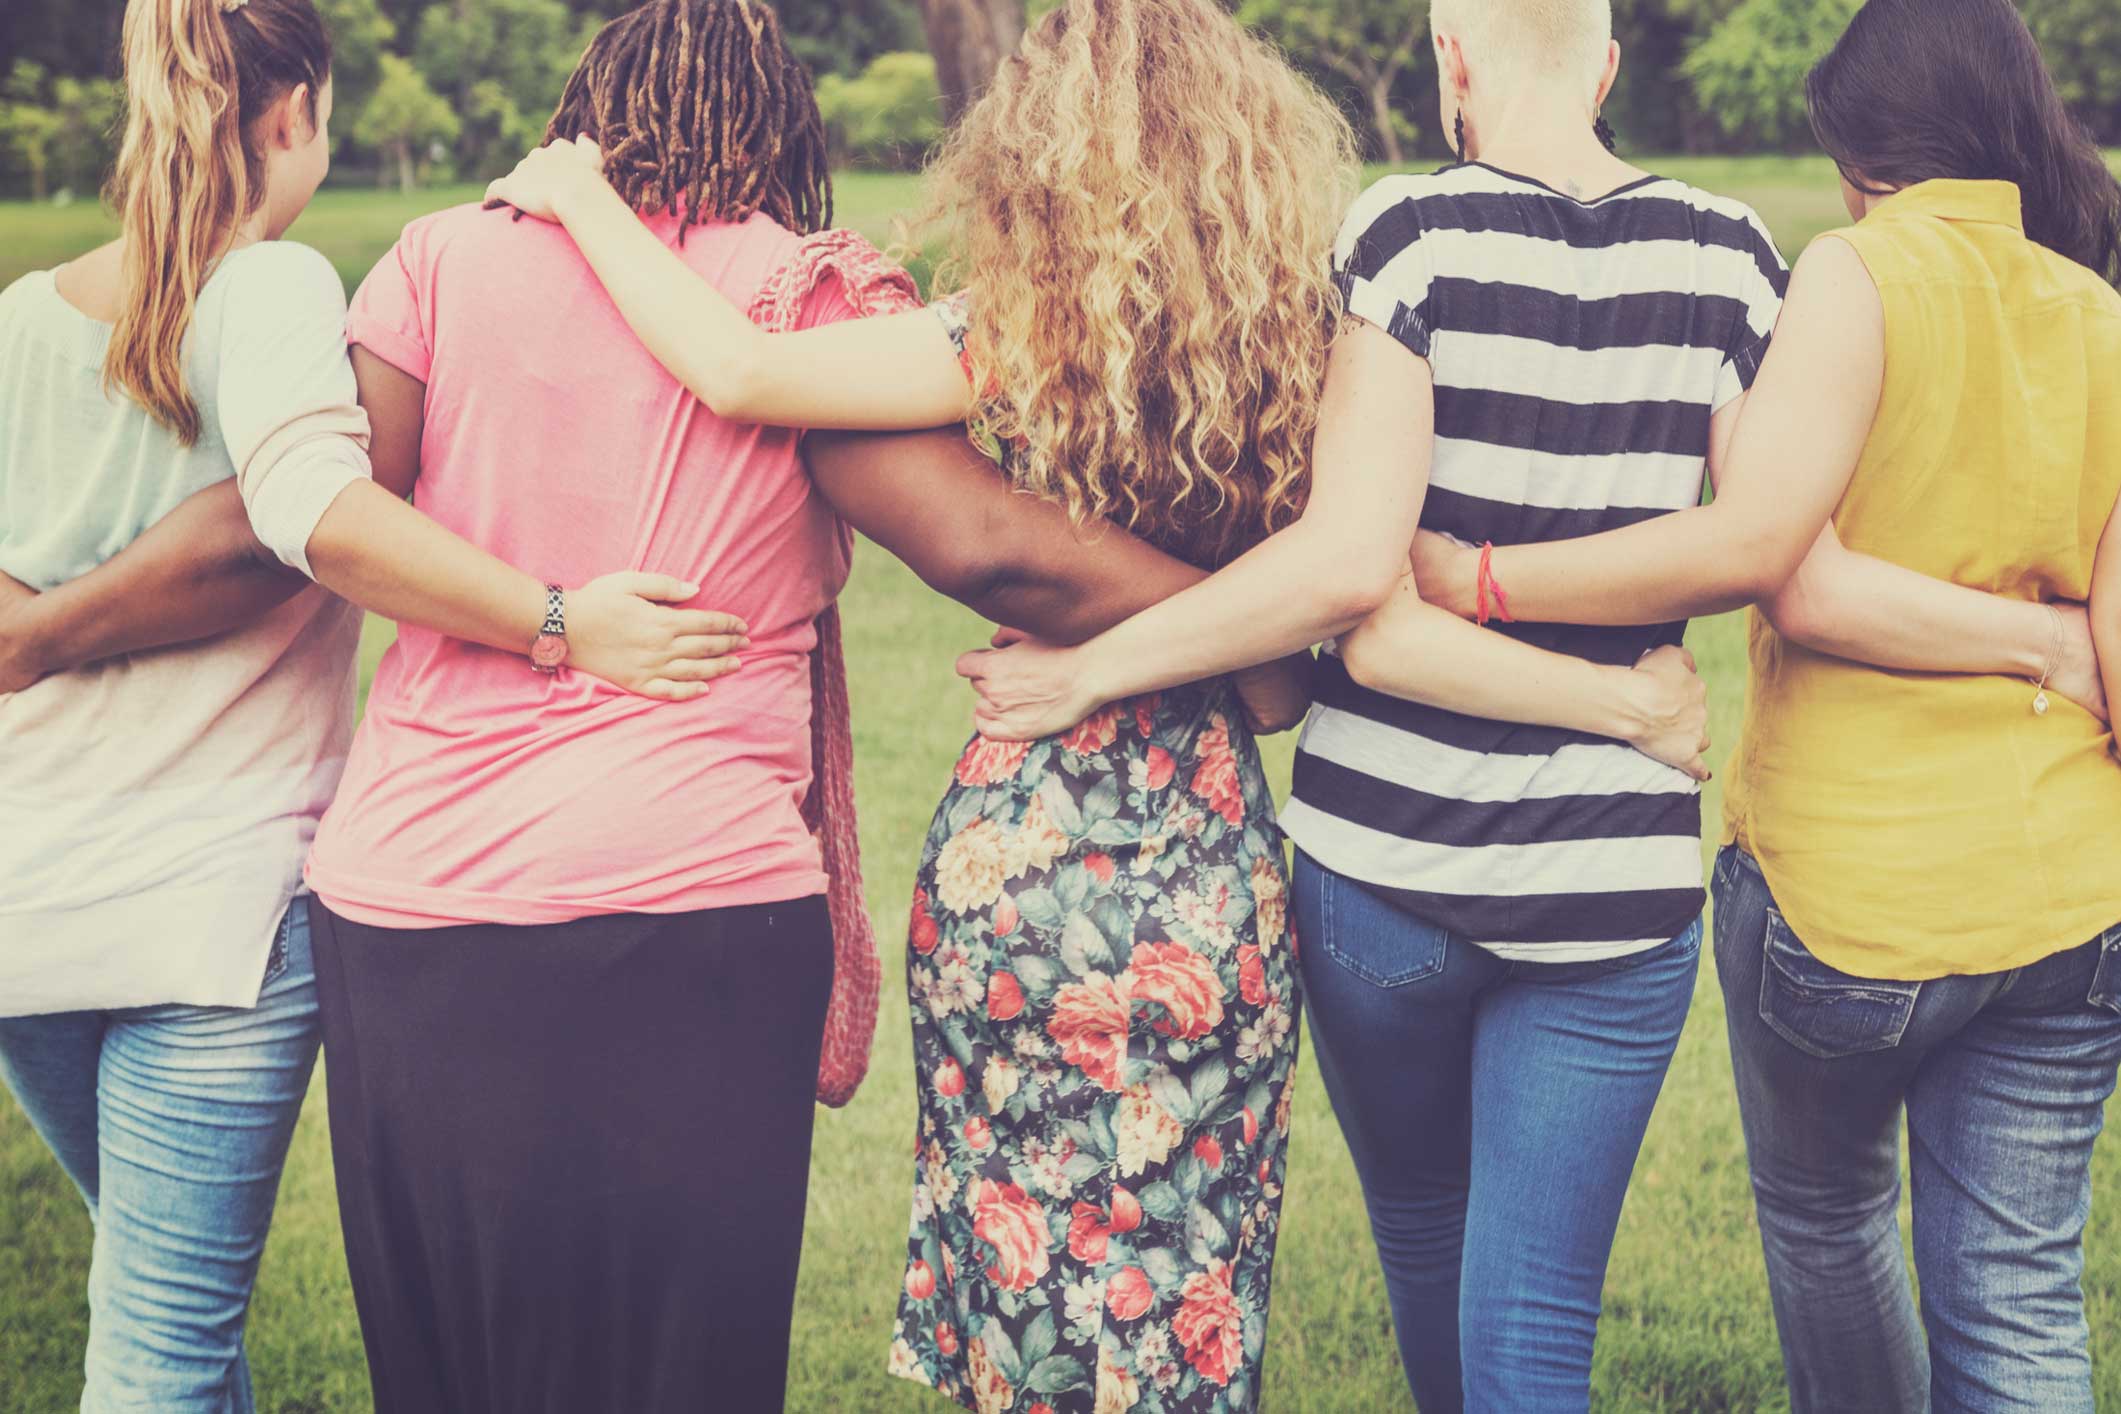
[0,0,2115,198]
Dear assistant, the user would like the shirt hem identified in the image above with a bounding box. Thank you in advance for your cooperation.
[306,862,833,931]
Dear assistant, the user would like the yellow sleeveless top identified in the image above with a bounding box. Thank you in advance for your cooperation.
[1722,179,2121,980]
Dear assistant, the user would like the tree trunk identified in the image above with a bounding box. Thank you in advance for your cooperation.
[394,138,415,194]
[1368,77,1405,166]
[917,0,1025,125]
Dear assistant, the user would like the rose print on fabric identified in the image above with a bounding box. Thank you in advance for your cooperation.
[889,678,1301,1414]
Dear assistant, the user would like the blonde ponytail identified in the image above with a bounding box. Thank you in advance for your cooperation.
[104,0,331,445]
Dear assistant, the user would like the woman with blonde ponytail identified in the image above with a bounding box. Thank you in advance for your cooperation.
[0,0,732,1404]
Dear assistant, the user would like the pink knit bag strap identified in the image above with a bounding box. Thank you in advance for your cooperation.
[750,229,921,1108]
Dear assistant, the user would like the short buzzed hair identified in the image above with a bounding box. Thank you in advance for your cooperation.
[1430,0,1613,88]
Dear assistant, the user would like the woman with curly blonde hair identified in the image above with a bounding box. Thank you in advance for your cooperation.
[486,0,1347,1405]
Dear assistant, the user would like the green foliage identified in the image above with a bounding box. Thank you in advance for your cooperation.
[2023,0,2121,143]
[316,0,398,153]
[816,52,945,171]
[409,0,595,177]
[0,60,120,203]
[779,0,926,80]
[1239,0,1429,162]
[1682,0,1860,149]
[353,53,461,190]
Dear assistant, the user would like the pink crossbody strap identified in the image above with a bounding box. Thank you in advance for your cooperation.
[748,230,922,1107]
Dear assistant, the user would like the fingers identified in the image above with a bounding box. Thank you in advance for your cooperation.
[655,655,743,684]
[990,626,1030,649]
[593,572,703,605]
[638,678,712,702]
[1680,647,1699,673]
[668,633,749,660]
[956,649,993,682]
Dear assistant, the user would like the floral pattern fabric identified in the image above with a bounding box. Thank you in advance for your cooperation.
[889,685,1302,1414]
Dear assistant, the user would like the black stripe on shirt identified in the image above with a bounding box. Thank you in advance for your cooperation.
[1428,278,1756,355]
[1435,386,1712,460]
[1354,876,1708,948]
[1293,753,1702,848]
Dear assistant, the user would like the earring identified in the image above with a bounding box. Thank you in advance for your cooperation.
[1595,114,1618,154]
[1452,111,1468,162]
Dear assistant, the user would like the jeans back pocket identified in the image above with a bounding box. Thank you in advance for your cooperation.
[1759,907,1920,1060]
[2086,925,2121,1016]
[1311,866,1449,989]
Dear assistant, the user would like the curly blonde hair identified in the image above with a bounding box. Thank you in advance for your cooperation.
[921,0,1359,567]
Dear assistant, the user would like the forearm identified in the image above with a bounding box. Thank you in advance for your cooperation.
[808,428,1209,644]
[1078,520,1398,703]
[1764,528,2051,675]
[1481,502,1787,627]
[14,480,306,675]
[1340,577,1652,740]
[549,178,772,418]
[304,480,544,654]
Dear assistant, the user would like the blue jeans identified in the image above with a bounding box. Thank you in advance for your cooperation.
[1292,853,1700,1413]
[0,898,320,1414]
[1714,846,2121,1414]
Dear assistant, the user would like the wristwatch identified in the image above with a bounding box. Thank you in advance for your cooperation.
[530,584,568,674]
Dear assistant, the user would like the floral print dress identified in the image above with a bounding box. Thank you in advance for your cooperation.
[890,300,1303,1414]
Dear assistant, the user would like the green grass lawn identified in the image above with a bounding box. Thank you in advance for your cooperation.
[5,158,2121,1412]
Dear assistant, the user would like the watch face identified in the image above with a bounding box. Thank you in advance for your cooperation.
[531,633,568,671]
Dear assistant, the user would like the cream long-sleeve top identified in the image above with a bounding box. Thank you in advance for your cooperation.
[0,241,370,1016]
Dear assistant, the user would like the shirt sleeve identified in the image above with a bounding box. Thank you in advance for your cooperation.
[1716,207,1792,412]
[345,232,433,382]
[1333,179,1436,360]
[214,242,372,579]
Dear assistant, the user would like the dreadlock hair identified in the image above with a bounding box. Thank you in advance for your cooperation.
[546,0,831,237]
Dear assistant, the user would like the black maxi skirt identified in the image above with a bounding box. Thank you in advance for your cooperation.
[310,897,834,1414]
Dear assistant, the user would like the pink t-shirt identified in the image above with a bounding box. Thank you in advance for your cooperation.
[308,205,860,928]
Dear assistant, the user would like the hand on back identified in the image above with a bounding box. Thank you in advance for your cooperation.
[484,134,607,225]
[566,573,747,703]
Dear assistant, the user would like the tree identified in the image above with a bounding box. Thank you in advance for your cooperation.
[815,51,945,169]
[411,0,596,176]
[914,0,1023,124]
[2022,0,2121,143]
[316,0,398,161]
[778,0,926,79]
[355,52,460,191]
[1241,0,1427,163]
[1682,0,1859,149]
[0,63,63,202]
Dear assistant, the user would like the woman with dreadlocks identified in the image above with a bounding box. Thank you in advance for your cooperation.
[304,1,1322,1409]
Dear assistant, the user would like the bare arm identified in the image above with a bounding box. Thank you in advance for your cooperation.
[807,428,1211,643]
[1415,375,2107,717]
[2092,483,2121,743]
[0,481,307,692]
[957,323,1713,753]
[1451,237,1885,625]
[805,427,1311,731]
[485,138,968,430]
[1336,579,1713,778]
[291,345,744,700]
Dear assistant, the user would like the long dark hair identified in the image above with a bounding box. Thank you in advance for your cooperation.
[1807,0,2120,285]
[546,0,831,237]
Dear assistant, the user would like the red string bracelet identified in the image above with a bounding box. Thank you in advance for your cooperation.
[1475,542,1515,627]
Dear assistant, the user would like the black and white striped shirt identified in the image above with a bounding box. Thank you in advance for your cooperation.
[1281,163,1789,962]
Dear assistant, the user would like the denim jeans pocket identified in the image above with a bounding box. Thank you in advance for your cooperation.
[261,906,295,987]
[1315,869,1449,989]
[2085,925,2121,1015]
[1759,907,1920,1060]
